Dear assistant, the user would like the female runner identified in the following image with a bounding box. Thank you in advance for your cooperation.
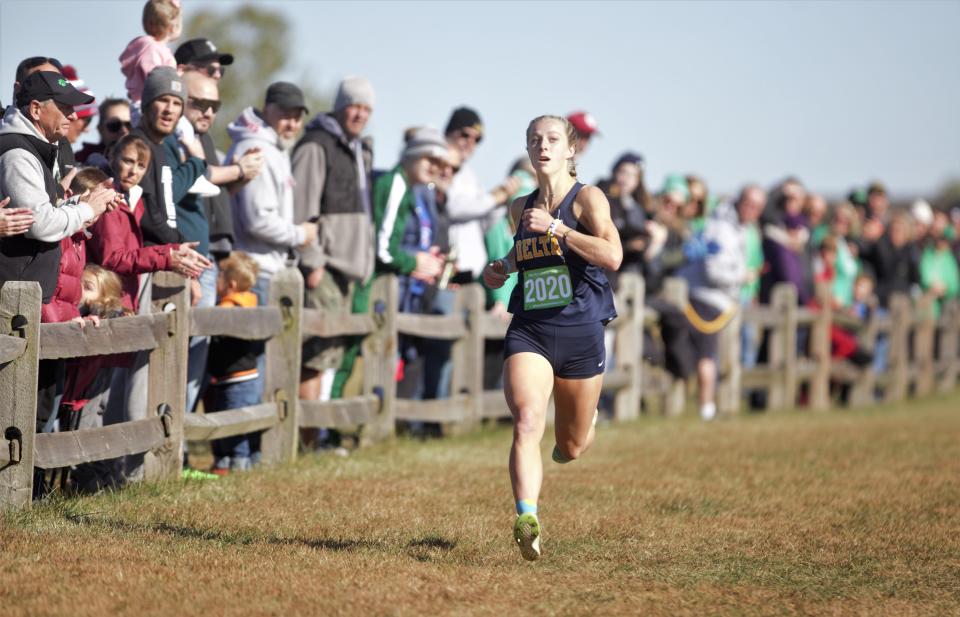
[482,115,622,561]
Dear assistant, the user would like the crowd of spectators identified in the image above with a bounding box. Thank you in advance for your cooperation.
[1,0,955,490]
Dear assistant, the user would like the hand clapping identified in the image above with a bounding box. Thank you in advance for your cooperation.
[169,241,213,278]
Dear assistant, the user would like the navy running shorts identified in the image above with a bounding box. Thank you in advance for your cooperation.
[504,319,606,379]
[687,297,722,361]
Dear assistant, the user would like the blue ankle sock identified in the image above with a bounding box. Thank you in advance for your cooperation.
[516,499,537,516]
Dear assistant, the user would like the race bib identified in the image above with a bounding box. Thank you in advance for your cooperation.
[523,265,573,311]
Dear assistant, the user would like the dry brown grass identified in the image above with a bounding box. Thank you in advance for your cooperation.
[3,394,960,617]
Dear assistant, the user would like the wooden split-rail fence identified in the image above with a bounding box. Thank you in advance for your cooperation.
[1,268,955,510]
[0,269,643,509]
[641,278,960,416]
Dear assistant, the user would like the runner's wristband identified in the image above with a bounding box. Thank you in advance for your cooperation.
[498,257,514,274]
[547,218,562,238]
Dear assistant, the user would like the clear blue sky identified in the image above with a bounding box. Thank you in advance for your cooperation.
[2,0,958,199]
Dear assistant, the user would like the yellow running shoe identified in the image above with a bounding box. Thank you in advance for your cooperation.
[513,512,541,561]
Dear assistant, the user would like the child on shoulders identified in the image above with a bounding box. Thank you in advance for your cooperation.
[119,0,182,106]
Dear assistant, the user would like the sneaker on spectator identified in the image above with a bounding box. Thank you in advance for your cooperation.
[182,467,219,481]
[699,402,717,421]
[231,456,252,471]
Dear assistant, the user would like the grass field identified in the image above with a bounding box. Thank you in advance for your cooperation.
[2,394,960,617]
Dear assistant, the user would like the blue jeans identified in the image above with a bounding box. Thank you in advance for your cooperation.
[209,378,260,467]
[872,307,890,375]
[740,299,759,370]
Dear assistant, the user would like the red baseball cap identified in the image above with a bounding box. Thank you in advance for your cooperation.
[566,111,600,137]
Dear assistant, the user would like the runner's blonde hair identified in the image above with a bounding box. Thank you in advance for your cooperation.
[526,115,578,178]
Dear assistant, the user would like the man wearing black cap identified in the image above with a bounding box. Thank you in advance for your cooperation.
[5,56,78,185]
[174,38,234,80]
[226,81,316,300]
[224,81,314,462]
[0,71,117,302]
[442,106,518,284]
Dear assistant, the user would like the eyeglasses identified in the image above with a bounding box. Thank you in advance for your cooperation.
[104,119,133,132]
[188,97,221,113]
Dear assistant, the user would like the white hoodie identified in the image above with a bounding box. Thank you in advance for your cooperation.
[225,107,304,277]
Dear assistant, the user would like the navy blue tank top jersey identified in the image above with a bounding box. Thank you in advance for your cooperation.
[507,182,617,326]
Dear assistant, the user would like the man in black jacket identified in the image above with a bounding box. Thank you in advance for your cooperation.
[860,212,920,310]
[130,66,206,247]
[859,212,919,380]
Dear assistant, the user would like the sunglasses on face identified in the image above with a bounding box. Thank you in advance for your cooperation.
[104,119,133,132]
[188,97,221,113]
[457,129,482,144]
[192,63,224,78]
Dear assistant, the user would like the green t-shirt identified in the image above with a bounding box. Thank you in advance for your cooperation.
[741,223,763,302]
[832,239,859,308]
[810,224,830,248]
[920,246,960,319]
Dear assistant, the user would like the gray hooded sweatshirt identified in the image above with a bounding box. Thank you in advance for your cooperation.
[0,106,93,242]
[225,107,304,277]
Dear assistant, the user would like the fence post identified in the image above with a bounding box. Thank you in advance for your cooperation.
[613,273,644,421]
[913,293,937,397]
[849,296,880,406]
[780,286,799,408]
[885,294,911,403]
[716,307,742,416]
[937,300,959,393]
[260,267,304,465]
[360,275,398,445]
[144,272,189,481]
[766,285,790,409]
[0,282,42,509]
[809,282,832,411]
[661,277,688,417]
[448,283,485,434]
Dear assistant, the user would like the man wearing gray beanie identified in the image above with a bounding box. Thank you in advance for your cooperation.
[131,66,208,247]
[291,75,376,418]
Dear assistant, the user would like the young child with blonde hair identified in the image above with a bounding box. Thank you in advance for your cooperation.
[119,0,182,105]
[80,264,133,319]
[207,251,265,473]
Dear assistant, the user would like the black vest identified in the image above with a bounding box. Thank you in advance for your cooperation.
[0,132,61,303]
[200,132,233,254]
[294,127,367,216]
